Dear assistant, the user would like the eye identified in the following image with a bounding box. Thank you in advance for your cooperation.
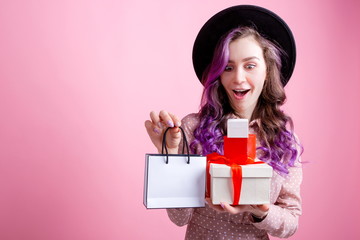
[224,65,233,72]
[245,64,256,69]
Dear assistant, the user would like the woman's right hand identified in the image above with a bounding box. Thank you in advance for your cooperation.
[144,110,182,154]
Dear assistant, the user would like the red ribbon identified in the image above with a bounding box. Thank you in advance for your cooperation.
[206,134,263,205]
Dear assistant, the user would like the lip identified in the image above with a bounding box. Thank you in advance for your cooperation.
[232,89,250,100]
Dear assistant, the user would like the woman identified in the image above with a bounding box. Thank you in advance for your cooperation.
[145,5,302,239]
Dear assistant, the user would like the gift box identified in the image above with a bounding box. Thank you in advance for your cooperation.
[209,162,272,205]
[206,119,273,205]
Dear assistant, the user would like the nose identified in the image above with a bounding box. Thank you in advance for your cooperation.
[233,67,246,84]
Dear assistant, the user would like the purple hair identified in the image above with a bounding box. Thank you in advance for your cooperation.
[190,27,302,175]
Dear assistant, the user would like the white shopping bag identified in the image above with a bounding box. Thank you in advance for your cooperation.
[143,127,206,209]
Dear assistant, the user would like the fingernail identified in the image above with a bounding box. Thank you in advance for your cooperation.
[220,202,225,209]
[158,122,163,128]
[167,120,174,128]
[153,128,160,134]
[175,121,181,127]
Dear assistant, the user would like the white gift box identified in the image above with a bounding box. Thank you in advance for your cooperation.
[210,163,273,205]
[227,119,248,138]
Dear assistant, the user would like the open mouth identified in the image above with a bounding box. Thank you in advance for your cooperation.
[233,89,250,97]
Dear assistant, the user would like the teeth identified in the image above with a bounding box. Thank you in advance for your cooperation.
[234,89,248,93]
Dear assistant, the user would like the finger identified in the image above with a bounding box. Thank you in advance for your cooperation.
[150,111,162,128]
[145,120,161,136]
[205,198,224,212]
[221,202,249,215]
[255,204,270,212]
[249,204,269,218]
[159,110,174,128]
[220,202,239,214]
[168,112,181,127]
[168,126,181,139]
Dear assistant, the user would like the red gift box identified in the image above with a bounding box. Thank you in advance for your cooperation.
[224,134,257,161]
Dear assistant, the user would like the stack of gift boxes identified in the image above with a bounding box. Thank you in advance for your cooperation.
[207,119,273,205]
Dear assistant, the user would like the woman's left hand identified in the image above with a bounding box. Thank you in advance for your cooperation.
[205,198,269,218]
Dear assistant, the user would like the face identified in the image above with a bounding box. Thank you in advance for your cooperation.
[220,36,267,119]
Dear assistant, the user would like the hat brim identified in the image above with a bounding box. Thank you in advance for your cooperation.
[192,5,296,86]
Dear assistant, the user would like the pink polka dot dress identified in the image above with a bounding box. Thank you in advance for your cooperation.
[166,113,302,239]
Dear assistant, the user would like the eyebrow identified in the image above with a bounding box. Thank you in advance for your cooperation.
[228,56,260,62]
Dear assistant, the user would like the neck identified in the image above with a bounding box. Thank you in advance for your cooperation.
[233,103,256,121]
[234,110,252,121]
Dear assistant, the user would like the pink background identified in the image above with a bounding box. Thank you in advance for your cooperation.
[1,0,359,239]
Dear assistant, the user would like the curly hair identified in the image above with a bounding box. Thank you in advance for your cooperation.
[190,26,302,175]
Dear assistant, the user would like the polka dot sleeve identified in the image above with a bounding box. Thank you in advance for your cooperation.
[166,208,194,227]
[252,164,303,238]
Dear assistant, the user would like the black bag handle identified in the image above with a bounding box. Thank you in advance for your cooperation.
[161,127,190,164]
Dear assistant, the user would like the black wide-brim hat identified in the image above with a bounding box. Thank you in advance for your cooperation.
[192,5,296,86]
